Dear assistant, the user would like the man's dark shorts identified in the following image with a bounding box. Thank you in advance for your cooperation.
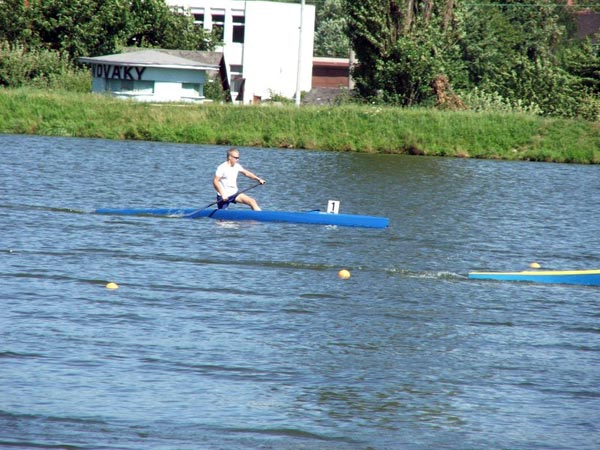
[217,192,239,209]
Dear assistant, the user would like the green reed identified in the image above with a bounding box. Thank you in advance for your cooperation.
[1,88,598,164]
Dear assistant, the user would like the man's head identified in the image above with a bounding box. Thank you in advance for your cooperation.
[227,148,240,164]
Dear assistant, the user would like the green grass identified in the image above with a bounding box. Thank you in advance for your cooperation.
[1,88,599,164]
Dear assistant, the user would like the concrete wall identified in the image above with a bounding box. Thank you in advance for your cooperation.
[89,65,208,103]
[243,1,314,102]
[168,0,315,104]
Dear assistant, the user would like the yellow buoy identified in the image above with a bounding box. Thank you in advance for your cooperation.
[106,282,119,290]
[530,262,541,269]
[338,269,351,280]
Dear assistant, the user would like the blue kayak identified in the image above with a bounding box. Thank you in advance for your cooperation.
[468,269,600,286]
[95,207,389,229]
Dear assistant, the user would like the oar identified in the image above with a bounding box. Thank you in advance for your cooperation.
[183,182,262,218]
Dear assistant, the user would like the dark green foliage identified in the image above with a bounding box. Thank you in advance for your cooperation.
[345,0,467,106]
[0,41,90,91]
[345,0,600,119]
[0,0,215,60]
[0,0,217,90]
[1,0,598,120]
[203,77,228,103]
[458,0,599,119]
[0,0,32,44]
[314,0,350,57]
[559,38,600,93]
[125,0,217,52]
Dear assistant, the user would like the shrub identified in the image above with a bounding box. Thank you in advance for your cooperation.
[460,87,543,115]
[0,41,89,91]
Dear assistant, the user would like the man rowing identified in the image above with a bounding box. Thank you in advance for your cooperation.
[213,148,266,210]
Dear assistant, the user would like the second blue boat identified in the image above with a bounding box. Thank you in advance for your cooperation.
[468,269,600,286]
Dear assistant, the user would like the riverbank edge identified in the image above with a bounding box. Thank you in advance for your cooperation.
[1,88,599,164]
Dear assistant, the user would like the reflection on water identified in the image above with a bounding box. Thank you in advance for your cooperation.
[1,134,599,450]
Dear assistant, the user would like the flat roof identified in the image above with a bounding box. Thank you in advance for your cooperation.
[79,49,223,71]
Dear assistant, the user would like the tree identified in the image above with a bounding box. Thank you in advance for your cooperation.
[0,0,220,90]
[314,0,349,57]
[0,0,33,44]
[459,0,597,118]
[26,0,132,59]
[561,38,600,94]
[345,0,466,105]
[2,0,215,60]
[125,0,217,51]
[345,0,599,118]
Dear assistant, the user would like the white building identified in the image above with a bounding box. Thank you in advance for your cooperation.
[169,0,315,104]
[79,49,226,103]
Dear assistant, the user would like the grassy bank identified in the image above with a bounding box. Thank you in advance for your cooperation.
[1,88,599,164]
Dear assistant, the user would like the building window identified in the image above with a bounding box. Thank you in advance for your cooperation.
[107,79,154,94]
[230,65,243,76]
[192,12,205,28]
[182,83,202,97]
[121,80,134,91]
[211,13,225,41]
[232,15,245,43]
[231,76,244,94]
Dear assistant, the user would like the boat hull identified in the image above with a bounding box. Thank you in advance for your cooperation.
[468,269,600,286]
[95,207,389,229]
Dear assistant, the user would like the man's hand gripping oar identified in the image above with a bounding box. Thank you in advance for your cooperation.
[183,182,264,219]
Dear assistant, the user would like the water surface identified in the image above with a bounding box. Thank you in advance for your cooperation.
[1,134,599,449]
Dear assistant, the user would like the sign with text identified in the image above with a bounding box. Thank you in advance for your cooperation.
[93,64,147,80]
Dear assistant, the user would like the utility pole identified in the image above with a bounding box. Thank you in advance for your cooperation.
[295,0,305,107]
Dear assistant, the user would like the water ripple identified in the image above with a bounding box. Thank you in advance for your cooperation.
[2,135,599,450]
